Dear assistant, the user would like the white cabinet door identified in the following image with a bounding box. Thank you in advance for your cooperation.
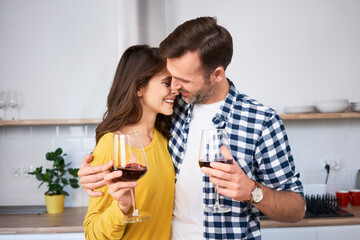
[316,225,360,240]
[0,233,85,240]
[261,227,317,240]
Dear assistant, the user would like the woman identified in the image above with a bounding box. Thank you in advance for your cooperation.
[84,45,176,239]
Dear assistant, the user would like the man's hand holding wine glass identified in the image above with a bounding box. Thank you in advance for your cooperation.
[200,146,255,203]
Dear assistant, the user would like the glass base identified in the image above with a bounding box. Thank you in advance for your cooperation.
[204,205,231,213]
[123,211,151,223]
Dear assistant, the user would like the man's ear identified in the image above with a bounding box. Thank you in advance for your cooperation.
[212,66,225,82]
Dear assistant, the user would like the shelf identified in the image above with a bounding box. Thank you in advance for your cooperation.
[0,118,101,126]
[280,112,360,120]
[1,113,360,126]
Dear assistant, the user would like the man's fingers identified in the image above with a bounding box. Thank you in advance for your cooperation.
[86,188,103,197]
[78,165,104,177]
[81,154,94,168]
[201,166,232,181]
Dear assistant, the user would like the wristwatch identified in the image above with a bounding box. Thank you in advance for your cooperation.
[249,180,263,204]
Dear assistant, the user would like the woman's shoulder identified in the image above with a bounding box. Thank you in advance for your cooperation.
[97,132,114,147]
[92,132,113,165]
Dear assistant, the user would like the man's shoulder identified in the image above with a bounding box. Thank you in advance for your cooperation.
[230,89,277,121]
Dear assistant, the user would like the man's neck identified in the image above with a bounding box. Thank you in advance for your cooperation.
[202,76,230,104]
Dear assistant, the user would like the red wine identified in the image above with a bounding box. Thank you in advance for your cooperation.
[112,163,147,181]
[199,159,233,168]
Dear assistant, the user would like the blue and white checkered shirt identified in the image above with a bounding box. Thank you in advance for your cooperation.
[168,79,303,240]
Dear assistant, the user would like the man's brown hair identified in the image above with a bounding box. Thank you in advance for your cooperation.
[159,16,233,78]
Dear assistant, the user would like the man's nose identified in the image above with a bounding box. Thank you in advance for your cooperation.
[171,78,181,94]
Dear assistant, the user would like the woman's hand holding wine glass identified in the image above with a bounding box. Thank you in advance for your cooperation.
[111,131,150,223]
[103,160,137,215]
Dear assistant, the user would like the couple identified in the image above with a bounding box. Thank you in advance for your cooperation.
[82,17,305,240]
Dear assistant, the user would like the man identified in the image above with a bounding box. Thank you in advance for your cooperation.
[79,17,305,239]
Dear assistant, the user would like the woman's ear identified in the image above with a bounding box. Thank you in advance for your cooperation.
[137,88,143,97]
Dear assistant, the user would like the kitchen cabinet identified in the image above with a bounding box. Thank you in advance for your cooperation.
[262,225,360,240]
[0,112,360,126]
[262,227,316,240]
[0,233,85,240]
[316,225,360,240]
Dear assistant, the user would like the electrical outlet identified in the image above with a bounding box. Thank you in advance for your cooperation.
[12,166,21,177]
[332,159,341,170]
[323,158,341,171]
[22,165,34,177]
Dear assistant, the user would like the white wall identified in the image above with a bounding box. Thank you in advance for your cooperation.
[1,0,359,118]
[164,0,360,113]
[0,0,165,120]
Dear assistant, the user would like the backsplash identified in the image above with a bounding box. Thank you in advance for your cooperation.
[0,125,97,207]
[0,119,359,206]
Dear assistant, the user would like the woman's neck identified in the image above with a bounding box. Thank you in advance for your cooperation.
[121,113,156,146]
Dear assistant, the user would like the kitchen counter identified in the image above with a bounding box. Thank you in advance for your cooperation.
[0,207,87,234]
[261,206,360,228]
[0,206,360,234]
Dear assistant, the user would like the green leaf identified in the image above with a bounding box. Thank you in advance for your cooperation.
[36,173,44,181]
[69,179,79,188]
[68,168,79,177]
[55,148,63,156]
[46,152,55,161]
[61,178,69,185]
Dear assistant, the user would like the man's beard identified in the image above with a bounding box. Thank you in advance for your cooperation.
[187,81,216,104]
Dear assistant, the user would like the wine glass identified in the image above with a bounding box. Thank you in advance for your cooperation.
[0,91,6,120]
[7,90,18,120]
[198,129,233,213]
[112,131,150,223]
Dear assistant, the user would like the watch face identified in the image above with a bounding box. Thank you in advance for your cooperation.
[253,188,263,203]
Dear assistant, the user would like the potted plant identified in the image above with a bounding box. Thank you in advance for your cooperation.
[28,147,80,214]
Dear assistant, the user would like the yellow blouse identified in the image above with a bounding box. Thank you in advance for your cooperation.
[84,129,175,240]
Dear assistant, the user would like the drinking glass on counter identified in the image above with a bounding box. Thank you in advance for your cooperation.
[198,129,233,213]
[112,131,150,223]
[7,90,18,120]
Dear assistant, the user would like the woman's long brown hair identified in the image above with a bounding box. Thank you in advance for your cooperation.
[95,45,172,144]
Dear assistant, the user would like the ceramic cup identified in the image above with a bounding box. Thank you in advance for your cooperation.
[349,189,360,206]
[336,190,350,207]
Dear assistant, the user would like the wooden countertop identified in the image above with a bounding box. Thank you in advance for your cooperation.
[0,207,87,234]
[1,206,360,234]
[261,206,360,228]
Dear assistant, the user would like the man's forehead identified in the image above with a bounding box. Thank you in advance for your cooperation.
[166,52,202,80]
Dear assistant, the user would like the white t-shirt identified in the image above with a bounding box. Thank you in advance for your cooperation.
[171,101,223,240]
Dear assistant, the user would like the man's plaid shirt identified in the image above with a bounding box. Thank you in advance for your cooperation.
[168,80,303,240]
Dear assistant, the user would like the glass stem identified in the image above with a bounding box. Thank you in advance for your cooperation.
[215,184,220,208]
[130,188,139,216]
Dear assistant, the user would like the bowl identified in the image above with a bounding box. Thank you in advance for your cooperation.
[314,99,349,113]
[284,105,315,114]
[351,102,360,112]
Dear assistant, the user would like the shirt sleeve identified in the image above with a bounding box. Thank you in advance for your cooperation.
[254,113,304,196]
[83,133,128,240]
